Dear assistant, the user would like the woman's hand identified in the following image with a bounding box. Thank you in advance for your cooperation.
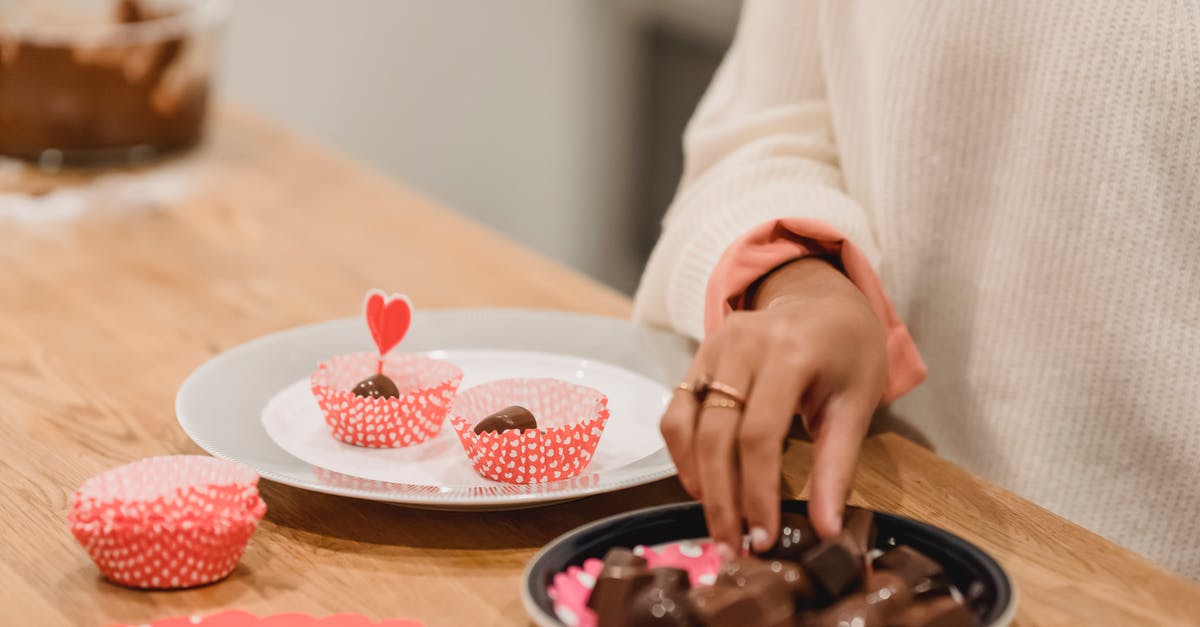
[659,256,887,556]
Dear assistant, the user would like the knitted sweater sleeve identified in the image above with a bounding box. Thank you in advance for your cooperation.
[632,0,925,401]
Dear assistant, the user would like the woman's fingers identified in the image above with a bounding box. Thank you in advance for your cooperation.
[659,336,721,498]
[695,347,755,555]
[738,358,811,552]
[806,392,874,537]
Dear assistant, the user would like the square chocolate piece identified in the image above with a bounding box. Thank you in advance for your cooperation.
[588,548,654,627]
[873,545,951,598]
[800,537,865,599]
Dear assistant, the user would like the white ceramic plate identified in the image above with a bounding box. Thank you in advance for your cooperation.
[176,309,696,510]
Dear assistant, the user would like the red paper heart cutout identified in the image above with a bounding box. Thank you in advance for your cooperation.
[363,289,413,357]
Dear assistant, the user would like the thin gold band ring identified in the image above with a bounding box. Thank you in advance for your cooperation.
[701,396,743,411]
[705,380,746,404]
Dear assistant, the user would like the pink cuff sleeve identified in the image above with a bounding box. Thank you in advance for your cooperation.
[704,218,926,403]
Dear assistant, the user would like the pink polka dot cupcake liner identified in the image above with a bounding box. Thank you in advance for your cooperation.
[310,352,463,448]
[68,455,265,590]
[549,541,724,627]
[448,378,610,484]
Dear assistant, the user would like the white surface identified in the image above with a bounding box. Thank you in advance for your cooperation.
[177,309,695,509]
[261,349,668,487]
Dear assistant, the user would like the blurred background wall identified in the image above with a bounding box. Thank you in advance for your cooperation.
[220,0,738,293]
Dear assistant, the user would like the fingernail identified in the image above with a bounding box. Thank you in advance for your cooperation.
[716,542,735,561]
[749,527,771,552]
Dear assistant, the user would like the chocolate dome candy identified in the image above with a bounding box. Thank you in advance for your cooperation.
[628,567,694,626]
[351,373,400,399]
[472,405,538,434]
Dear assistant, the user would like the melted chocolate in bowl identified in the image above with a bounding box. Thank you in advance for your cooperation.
[0,0,227,167]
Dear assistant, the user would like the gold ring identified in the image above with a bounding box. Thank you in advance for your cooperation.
[676,376,711,399]
[676,381,702,394]
[701,397,743,411]
[706,380,746,404]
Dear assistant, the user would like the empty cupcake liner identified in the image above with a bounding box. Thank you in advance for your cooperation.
[310,352,463,448]
[448,378,609,484]
[68,455,265,590]
[548,541,723,627]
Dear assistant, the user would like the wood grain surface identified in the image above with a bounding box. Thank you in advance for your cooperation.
[0,106,1196,627]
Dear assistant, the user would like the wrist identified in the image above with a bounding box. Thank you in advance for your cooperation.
[748,256,853,311]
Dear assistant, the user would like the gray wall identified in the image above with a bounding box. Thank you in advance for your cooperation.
[220,0,737,291]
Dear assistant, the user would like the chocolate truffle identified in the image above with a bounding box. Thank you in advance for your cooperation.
[588,548,654,627]
[472,405,538,434]
[352,373,400,399]
[873,546,950,598]
[764,512,820,561]
[628,567,695,627]
[718,556,817,603]
[690,574,796,627]
[886,596,979,627]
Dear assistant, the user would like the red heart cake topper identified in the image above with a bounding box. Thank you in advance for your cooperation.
[363,289,413,358]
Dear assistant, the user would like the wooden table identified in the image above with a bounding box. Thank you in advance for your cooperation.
[1,107,1197,627]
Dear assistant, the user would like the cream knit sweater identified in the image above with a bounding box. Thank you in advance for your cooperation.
[633,0,1200,578]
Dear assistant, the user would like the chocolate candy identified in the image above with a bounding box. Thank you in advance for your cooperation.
[800,598,887,627]
[588,548,654,627]
[794,507,876,601]
[886,596,979,627]
[764,512,820,561]
[472,405,538,434]
[797,571,912,626]
[863,571,915,614]
[351,373,400,399]
[842,506,877,555]
[690,574,795,627]
[628,567,694,627]
[873,546,950,598]
[718,556,817,602]
[801,536,865,599]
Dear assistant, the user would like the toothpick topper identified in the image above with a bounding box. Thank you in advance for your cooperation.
[364,289,413,360]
